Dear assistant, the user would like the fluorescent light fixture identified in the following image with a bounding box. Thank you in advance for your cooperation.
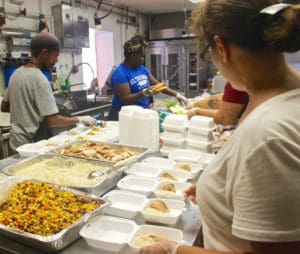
[189,0,205,3]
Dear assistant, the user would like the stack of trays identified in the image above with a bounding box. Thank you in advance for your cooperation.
[160,114,188,156]
[186,116,216,153]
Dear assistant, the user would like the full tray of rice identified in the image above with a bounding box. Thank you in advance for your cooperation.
[2,154,124,196]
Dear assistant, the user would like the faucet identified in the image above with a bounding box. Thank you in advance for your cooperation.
[64,62,95,90]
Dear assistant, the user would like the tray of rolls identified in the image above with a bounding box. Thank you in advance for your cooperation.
[0,176,109,252]
[47,141,150,167]
[2,154,124,196]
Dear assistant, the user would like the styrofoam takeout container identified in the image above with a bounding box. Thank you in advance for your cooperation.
[16,143,45,157]
[154,181,192,200]
[186,138,211,153]
[117,175,158,196]
[172,162,204,179]
[140,156,176,169]
[141,198,185,225]
[129,224,183,250]
[158,169,191,182]
[160,132,186,146]
[125,163,163,178]
[168,148,204,163]
[80,216,137,252]
[103,191,185,225]
[189,115,215,129]
[80,216,183,252]
[103,190,148,219]
[160,145,182,157]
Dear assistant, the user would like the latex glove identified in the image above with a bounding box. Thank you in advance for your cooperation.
[186,108,197,120]
[142,87,154,97]
[176,92,188,106]
[77,116,97,126]
[138,239,180,254]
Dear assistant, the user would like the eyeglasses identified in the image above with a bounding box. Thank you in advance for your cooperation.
[199,44,211,62]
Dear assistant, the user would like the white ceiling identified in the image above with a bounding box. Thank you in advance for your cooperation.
[113,0,199,14]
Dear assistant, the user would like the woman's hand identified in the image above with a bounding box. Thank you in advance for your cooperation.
[184,184,197,203]
[186,108,197,120]
[138,239,177,254]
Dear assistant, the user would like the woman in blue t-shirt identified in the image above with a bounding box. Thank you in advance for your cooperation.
[108,34,188,120]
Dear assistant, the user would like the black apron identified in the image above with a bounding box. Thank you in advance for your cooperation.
[33,120,53,142]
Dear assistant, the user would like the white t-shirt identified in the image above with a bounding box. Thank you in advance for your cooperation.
[3,66,58,150]
[197,88,300,251]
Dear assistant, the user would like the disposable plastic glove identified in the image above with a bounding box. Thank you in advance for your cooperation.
[176,92,189,106]
[77,116,97,126]
[142,87,154,97]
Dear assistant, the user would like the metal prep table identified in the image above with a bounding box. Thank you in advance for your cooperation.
[0,153,202,254]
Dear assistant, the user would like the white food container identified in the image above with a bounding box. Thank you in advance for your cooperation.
[162,114,188,133]
[16,143,45,157]
[103,190,185,225]
[186,138,211,153]
[168,148,204,163]
[140,157,176,169]
[129,224,183,249]
[154,181,192,200]
[160,145,182,157]
[141,198,185,225]
[164,114,188,126]
[158,169,191,182]
[103,190,148,219]
[80,216,137,252]
[117,175,158,196]
[189,115,215,129]
[160,131,186,146]
[162,123,187,132]
[80,216,183,252]
[172,162,204,179]
[125,163,163,178]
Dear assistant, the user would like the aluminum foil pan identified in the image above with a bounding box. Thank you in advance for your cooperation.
[47,141,150,167]
[0,180,110,252]
[2,154,125,196]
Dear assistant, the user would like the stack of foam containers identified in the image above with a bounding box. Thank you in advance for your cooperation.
[160,114,188,156]
[119,106,160,152]
[186,116,216,153]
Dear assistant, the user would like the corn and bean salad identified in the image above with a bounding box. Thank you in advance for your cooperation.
[0,181,101,236]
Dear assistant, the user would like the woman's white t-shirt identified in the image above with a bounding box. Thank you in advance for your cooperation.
[197,88,300,251]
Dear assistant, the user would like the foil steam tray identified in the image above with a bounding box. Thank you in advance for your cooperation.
[47,140,150,167]
[0,180,110,253]
[2,154,124,196]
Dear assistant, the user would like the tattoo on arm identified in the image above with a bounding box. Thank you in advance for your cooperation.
[208,97,220,109]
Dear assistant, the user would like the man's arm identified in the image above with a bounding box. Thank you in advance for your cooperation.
[44,114,79,127]
[1,100,10,113]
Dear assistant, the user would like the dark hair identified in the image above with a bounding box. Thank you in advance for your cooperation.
[30,32,60,56]
[123,33,148,58]
[191,0,300,53]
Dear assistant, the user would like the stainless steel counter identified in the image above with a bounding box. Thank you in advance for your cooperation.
[0,153,202,254]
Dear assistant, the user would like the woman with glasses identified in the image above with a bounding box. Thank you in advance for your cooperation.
[108,34,188,121]
[139,1,300,254]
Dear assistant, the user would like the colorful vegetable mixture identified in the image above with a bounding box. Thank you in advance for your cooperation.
[0,181,101,236]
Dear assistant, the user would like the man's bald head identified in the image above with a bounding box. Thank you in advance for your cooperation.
[30,32,60,57]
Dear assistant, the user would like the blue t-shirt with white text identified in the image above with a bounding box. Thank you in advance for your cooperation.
[111,64,151,108]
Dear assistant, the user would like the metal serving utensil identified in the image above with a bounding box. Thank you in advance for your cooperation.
[87,170,105,179]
